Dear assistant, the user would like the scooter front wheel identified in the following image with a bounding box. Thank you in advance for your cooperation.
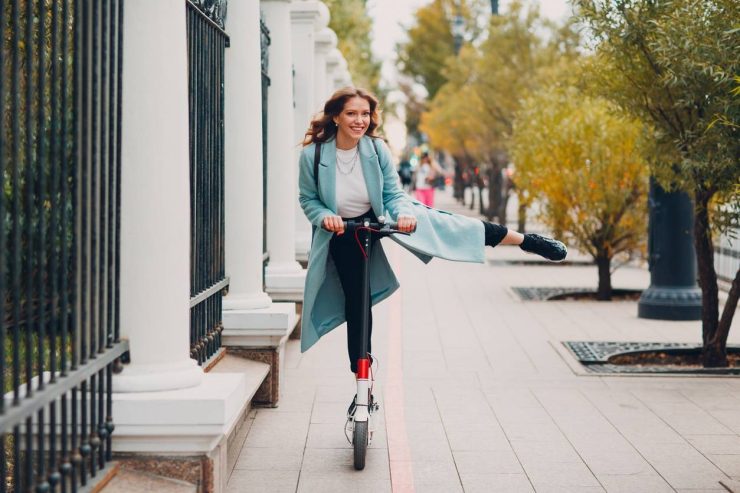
[353,420,368,470]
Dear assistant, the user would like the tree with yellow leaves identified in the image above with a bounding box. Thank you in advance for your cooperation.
[420,0,580,223]
[512,87,649,300]
[576,0,739,367]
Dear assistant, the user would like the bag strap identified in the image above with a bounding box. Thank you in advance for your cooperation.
[313,138,382,188]
[313,142,321,188]
[371,137,379,156]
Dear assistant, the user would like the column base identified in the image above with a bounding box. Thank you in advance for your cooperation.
[113,358,204,393]
[113,365,269,492]
[265,262,306,301]
[222,302,298,407]
[295,233,311,263]
[637,285,703,321]
[222,302,297,346]
[223,290,272,311]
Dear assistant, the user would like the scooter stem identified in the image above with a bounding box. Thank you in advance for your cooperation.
[358,219,372,372]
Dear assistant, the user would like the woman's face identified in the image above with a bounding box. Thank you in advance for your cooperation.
[334,96,371,142]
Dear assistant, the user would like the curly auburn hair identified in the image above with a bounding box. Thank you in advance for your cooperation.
[302,87,382,146]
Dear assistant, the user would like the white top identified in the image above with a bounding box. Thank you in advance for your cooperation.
[335,146,371,218]
[415,163,433,190]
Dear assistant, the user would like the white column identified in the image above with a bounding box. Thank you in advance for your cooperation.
[291,1,328,262]
[325,48,340,97]
[116,0,202,392]
[222,0,271,310]
[333,56,348,91]
[313,28,336,111]
[344,69,353,87]
[220,1,296,401]
[262,0,306,299]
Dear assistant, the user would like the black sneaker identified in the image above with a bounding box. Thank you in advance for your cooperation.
[520,233,567,261]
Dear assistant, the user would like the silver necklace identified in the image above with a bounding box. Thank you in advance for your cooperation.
[336,147,359,175]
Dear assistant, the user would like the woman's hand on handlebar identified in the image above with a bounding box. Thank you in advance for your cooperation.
[397,215,417,233]
[322,215,345,235]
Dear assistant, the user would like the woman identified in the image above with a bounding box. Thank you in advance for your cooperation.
[298,87,566,377]
[413,153,437,207]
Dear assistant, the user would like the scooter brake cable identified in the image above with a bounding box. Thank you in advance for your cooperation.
[354,226,381,259]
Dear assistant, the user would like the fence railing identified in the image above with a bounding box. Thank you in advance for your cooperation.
[1,0,127,491]
[261,17,270,267]
[186,1,229,366]
[715,231,739,285]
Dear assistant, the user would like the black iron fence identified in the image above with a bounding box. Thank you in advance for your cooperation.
[186,1,229,366]
[0,0,127,491]
[260,17,270,267]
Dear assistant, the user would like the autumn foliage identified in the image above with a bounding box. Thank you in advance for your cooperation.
[512,87,649,300]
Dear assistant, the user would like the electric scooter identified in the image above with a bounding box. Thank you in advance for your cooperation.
[334,217,413,470]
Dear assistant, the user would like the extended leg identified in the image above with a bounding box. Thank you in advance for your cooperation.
[482,221,567,261]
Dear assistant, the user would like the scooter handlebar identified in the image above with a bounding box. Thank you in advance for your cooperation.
[322,219,416,235]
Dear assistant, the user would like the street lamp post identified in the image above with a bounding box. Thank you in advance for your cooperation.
[637,179,703,320]
[450,9,465,202]
[452,12,464,55]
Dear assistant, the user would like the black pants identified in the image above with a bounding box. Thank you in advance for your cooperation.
[329,209,378,373]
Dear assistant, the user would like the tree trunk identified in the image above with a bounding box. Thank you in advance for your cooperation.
[487,167,501,221]
[694,189,725,367]
[478,186,485,216]
[517,200,526,233]
[596,253,612,301]
[499,186,510,228]
[454,162,464,202]
[707,266,739,367]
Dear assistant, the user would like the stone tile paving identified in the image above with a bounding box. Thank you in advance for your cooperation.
[229,190,740,492]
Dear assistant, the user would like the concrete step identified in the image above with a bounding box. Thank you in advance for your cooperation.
[99,469,197,493]
[208,353,270,388]
[97,354,269,493]
[207,353,270,481]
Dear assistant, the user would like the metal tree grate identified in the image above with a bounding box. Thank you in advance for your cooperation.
[563,341,740,375]
[565,341,695,362]
[511,287,591,301]
[511,287,642,301]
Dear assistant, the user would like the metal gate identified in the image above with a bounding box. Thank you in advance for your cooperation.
[715,230,739,285]
[261,17,270,268]
[186,0,229,366]
[0,0,128,491]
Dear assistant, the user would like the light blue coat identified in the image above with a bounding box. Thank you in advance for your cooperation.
[298,135,485,353]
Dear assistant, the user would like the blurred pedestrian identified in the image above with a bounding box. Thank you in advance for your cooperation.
[398,157,413,192]
[414,153,437,207]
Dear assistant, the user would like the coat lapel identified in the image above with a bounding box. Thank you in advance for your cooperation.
[318,139,337,213]
[359,136,383,217]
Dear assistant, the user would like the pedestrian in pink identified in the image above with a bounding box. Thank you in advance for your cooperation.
[414,153,436,207]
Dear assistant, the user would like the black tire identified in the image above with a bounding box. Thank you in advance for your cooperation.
[353,420,368,470]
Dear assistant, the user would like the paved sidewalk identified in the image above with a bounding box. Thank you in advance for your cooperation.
[228,190,740,493]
